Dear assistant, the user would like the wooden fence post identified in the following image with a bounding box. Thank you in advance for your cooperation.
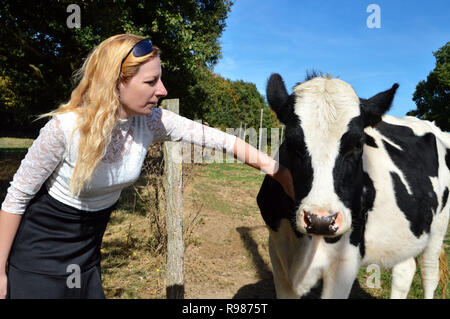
[161,99,185,299]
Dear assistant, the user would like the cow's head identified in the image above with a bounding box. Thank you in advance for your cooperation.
[267,72,398,237]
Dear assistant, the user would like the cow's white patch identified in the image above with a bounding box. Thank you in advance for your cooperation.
[380,136,403,151]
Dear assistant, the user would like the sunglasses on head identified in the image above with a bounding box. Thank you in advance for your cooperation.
[120,38,153,70]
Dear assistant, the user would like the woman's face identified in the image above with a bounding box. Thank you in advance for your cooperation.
[117,56,168,119]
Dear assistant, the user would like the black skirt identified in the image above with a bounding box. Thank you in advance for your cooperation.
[6,189,116,299]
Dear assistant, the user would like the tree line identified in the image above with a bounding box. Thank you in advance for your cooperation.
[0,0,278,138]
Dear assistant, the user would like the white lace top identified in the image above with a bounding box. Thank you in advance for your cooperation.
[1,108,236,214]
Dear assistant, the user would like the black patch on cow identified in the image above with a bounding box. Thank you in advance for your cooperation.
[332,116,373,257]
[359,84,399,128]
[257,171,298,234]
[441,187,449,213]
[364,133,377,148]
[324,235,342,244]
[377,121,439,237]
[350,171,376,258]
[257,91,314,237]
[390,172,434,236]
[267,74,298,126]
[446,149,450,171]
[257,130,314,238]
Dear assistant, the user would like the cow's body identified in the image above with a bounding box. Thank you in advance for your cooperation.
[258,73,449,299]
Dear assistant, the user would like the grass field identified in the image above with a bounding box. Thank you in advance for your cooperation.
[0,137,34,152]
[1,140,449,299]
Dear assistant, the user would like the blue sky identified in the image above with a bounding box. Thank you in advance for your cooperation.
[213,0,450,118]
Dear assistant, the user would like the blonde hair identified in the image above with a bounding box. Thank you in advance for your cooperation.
[41,34,160,195]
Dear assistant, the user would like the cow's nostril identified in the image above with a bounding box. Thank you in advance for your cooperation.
[328,213,340,232]
[303,211,312,228]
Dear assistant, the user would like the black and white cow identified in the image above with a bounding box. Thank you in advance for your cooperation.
[257,73,450,299]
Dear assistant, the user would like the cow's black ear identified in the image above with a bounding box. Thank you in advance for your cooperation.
[360,83,399,127]
[267,73,289,123]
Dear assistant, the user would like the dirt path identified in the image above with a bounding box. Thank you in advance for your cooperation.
[182,164,276,299]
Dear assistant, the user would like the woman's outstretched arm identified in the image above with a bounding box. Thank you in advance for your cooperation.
[148,109,295,200]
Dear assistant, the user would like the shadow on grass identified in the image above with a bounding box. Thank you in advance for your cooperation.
[233,226,276,299]
[233,226,377,299]
[101,237,134,270]
[0,148,29,155]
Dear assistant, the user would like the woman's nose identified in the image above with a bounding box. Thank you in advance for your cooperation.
[156,80,168,98]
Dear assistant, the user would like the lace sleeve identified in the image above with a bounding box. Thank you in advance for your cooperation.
[146,108,236,153]
[1,117,66,214]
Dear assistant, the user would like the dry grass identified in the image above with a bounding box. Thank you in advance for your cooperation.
[101,208,167,298]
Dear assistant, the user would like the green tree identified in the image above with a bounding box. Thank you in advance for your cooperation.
[0,0,232,136]
[188,68,279,131]
[407,42,450,131]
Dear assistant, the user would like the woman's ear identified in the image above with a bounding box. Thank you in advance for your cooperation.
[116,81,125,99]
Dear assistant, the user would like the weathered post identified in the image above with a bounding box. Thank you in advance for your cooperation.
[161,99,184,299]
[259,108,263,150]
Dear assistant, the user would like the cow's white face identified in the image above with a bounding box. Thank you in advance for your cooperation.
[293,78,360,236]
[266,73,398,238]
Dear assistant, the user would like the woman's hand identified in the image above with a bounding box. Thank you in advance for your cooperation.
[0,272,7,299]
[270,165,295,201]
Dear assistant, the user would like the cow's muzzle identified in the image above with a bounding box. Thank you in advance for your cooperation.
[301,210,342,236]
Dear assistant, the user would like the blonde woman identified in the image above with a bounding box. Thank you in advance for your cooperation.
[0,34,294,299]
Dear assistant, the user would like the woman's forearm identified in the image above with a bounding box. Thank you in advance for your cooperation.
[233,137,279,176]
[0,210,22,274]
